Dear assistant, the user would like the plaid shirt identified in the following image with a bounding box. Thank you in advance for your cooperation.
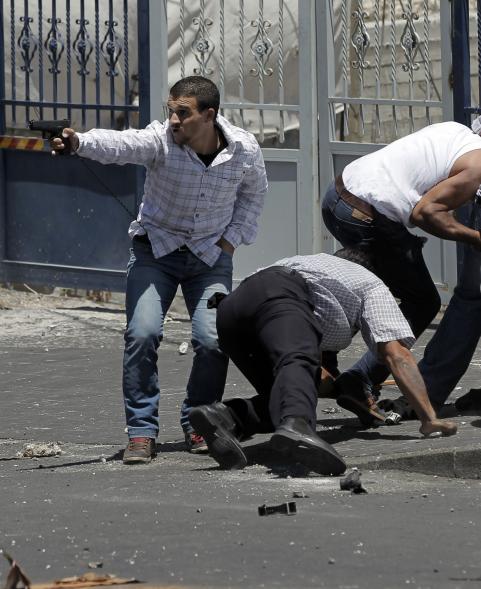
[274,254,415,354]
[77,115,268,266]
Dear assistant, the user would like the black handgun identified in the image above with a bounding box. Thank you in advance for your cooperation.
[28,119,71,154]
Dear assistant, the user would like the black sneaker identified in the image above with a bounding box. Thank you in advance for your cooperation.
[185,431,208,454]
[270,417,346,476]
[189,403,247,469]
[123,437,156,464]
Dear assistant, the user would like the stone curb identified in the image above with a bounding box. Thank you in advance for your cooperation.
[348,445,481,479]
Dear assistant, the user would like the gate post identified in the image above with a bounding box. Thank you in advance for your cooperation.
[136,0,151,211]
[0,0,5,276]
[451,0,471,126]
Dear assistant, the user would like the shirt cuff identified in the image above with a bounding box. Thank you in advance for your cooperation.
[222,227,243,249]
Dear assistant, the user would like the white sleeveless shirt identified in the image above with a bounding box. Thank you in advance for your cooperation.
[342,122,481,226]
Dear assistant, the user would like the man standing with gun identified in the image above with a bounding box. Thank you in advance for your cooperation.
[48,76,268,464]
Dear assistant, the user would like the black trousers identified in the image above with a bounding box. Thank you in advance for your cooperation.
[216,266,323,436]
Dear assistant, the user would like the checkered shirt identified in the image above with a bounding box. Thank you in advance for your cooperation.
[273,254,415,354]
[77,115,268,266]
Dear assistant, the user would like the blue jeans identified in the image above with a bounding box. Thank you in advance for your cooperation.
[419,202,481,406]
[123,238,232,438]
[322,182,440,392]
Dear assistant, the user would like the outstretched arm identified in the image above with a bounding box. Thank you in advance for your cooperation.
[378,341,457,437]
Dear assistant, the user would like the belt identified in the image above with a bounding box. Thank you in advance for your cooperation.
[134,234,189,252]
[335,175,374,221]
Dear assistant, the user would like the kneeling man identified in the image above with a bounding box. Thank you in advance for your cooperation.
[190,251,457,475]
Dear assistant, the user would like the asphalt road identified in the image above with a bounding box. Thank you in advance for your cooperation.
[1,289,481,589]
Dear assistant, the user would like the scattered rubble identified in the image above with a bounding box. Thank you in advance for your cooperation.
[340,469,368,494]
[258,501,297,516]
[17,443,63,458]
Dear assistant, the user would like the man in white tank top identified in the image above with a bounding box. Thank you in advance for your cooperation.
[322,120,481,419]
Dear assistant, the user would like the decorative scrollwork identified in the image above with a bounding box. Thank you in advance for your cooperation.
[45,17,65,74]
[101,20,122,77]
[351,9,370,70]
[249,19,273,77]
[17,16,38,73]
[191,16,215,76]
[73,18,93,76]
[400,12,421,71]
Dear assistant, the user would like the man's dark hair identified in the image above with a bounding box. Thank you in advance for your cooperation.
[333,247,376,273]
[169,76,220,117]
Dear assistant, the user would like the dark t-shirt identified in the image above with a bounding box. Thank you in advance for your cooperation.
[196,127,227,167]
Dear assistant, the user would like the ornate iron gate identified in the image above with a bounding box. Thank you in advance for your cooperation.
[317,0,457,302]
[0,1,467,294]
[0,0,149,291]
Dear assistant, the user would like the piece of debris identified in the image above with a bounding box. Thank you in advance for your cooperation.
[378,396,416,420]
[292,491,309,498]
[340,470,368,494]
[321,407,341,414]
[17,442,62,458]
[2,550,32,589]
[178,342,189,354]
[258,501,297,516]
[32,573,139,589]
[87,562,103,570]
[384,410,402,425]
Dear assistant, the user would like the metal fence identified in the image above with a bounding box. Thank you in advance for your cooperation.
[329,0,451,143]
[157,0,301,148]
[0,0,148,133]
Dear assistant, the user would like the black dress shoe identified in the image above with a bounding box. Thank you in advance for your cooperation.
[189,403,247,470]
[270,417,346,476]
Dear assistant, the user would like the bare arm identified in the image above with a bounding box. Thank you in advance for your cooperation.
[410,167,481,248]
[378,341,457,436]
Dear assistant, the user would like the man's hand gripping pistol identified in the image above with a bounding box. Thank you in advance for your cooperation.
[28,119,78,155]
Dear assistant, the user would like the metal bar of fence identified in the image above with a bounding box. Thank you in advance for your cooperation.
[38,0,44,119]
[66,0,72,123]
[1,259,126,275]
[3,98,138,111]
[389,0,398,136]
[137,0,150,129]
[80,0,86,128]
[10,0,16,125]
[95,0,100,127]
[123,0,129,128]
[328,96,443,108]
[52,0,58,118]
[278,0,285,143]
[238,0,245,128]
[452,0,471,126]
[257,0,265,143]
[0,0,6,133]
[23,0,30,122]
[423,0,431,126]
[478,0,481,109]
[108,0,115,128]
[219,0,225,111]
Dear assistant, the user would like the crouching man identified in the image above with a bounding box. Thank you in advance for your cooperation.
[190,250,457,475]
